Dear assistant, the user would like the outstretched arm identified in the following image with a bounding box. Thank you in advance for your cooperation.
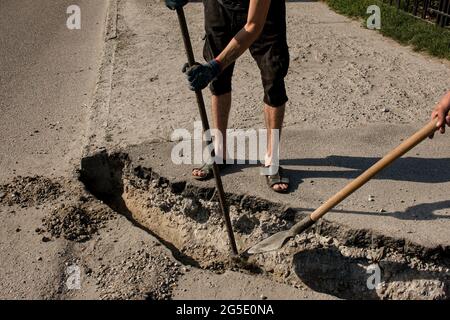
[182,0,272,91]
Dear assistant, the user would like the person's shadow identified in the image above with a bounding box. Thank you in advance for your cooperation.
[281,156,450,183]
[292,199,450,222]
[370,200,450,221]
[292,247,449,300]
[221,155,450,184]
[281,155,450,221]
[203,155,450,221]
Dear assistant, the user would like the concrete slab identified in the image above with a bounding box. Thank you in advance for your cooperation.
[126,124,450,250]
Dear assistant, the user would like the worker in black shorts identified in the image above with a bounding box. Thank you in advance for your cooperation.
[167,0,290,193]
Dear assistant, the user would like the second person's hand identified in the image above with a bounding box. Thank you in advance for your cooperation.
[430,91,450,138]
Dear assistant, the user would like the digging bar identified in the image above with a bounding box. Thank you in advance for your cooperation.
[248,117,444,254]
[173,7,238,255]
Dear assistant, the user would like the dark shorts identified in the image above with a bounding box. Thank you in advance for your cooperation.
[203,0,290,107]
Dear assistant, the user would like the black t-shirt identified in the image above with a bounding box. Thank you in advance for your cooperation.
[218,0,250,11]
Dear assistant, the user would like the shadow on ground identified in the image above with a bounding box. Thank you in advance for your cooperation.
[192,155,450,221]
[293,199,450,222]
[293,247,449,300]
[281,156,450,183]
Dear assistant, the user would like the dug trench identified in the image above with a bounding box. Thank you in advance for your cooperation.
[79,150,450,300]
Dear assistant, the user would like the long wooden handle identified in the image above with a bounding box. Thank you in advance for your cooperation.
[310,119,439,222]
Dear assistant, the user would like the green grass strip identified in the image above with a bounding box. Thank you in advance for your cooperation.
[323,0,450,60]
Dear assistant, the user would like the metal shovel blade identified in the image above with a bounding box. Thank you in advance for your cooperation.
[247,216,315,254]
[247,230,295,254]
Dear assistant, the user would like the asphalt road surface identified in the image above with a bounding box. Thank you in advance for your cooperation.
[0,0,108,182]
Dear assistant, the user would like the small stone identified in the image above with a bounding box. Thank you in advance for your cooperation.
[37,257,42,261]
[16,228,21,232]
[260,295,267,300]
[41,236,51,243]
[368,195,375,202]
[381,108,389,113]
[182,266,190,273]
[379,209,386,213]
[0,192,5,199]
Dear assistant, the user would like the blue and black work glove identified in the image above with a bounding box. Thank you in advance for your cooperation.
[182,60,222,91]
[165,0,188,10]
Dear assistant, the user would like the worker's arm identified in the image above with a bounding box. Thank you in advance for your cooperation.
[184,0,271,91]
[430,91,450,136]
[216,0,271,69]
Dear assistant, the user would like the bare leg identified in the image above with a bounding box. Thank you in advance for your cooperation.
[192,92,231,178]
[264,103,288,192]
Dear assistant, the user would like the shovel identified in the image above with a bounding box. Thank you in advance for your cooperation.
[248,118,442,254]
[173,7,238,255]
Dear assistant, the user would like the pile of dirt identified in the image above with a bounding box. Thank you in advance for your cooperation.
[0,176,63,207]
[41,201,116,242]
[94,248,182,300]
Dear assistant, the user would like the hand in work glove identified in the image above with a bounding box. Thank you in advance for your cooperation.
[165,0,188,10]
[182,60,222,91]
[430,91,450,138]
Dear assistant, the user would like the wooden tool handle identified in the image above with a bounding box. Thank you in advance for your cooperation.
[310,119,439,222]
[175,8,238,255]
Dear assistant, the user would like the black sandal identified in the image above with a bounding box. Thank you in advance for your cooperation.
[192,162,228,181]
[263,166,290,193]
